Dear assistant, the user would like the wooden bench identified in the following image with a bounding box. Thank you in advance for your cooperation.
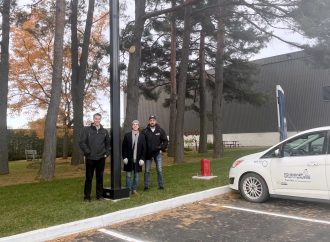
[25,149,39,161]
[222,141,239,148]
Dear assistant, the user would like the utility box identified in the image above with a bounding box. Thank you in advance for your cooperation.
[201,159,211,176]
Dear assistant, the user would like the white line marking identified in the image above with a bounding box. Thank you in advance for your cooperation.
[98,228,146,242]
[223,205,330,225]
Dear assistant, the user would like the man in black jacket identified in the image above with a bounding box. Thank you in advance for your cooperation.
[122,120,146,195]
[79,113,111,202]
[143,115,168,190]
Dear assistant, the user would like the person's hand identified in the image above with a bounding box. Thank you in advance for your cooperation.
[139,160,144,166]
[123,158,128,164]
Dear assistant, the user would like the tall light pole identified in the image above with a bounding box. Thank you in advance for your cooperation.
[103,0,129,199]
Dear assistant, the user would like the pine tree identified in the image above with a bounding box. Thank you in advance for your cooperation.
[293,0,330,68]
[136,0,271,159]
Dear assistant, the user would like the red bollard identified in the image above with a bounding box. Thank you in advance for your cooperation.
[201,159,211,176]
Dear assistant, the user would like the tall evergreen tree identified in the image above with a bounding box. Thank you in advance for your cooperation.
[174,2,192,163]
[209,0,300,158]
[212,0,225,158]
[138,0,300,160]
[168,0,178,157]
[293,0,330,67]
[123,0,204,134]
[137,0,271,159]
[198,25,207,153]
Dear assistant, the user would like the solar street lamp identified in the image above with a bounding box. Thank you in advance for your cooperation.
[103,0,130,199]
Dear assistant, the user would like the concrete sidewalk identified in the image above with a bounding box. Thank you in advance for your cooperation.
[0,186,231,242]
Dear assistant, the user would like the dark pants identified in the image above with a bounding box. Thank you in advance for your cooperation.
[84,158,105,199]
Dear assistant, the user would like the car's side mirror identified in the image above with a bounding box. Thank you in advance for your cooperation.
[274,149,280,157]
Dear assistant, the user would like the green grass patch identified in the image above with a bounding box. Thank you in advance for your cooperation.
[0,147,264,237]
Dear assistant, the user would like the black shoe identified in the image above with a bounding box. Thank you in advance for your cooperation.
[144,187,149,191]
[158,186,164,190]
[84,197,91,202]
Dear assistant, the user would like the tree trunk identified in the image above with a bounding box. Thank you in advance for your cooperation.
[174,3,192,163]
[167,0,177,157]
[198,28,208,153]
[123,0,146,133]
[38,0,66,180]
[212,0,225,159]
[70,0,81,165]
[71,0,95,165]
[62,126,69,159]
[62,91,71,160]
[0,0,10,175]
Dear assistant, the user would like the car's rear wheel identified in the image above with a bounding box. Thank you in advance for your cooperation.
[239,173,269,203]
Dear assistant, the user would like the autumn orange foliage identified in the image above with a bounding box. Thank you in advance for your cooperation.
[9,5,110,130]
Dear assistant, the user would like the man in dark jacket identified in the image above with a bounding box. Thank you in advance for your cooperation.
[122,120,146,195]
[79,113,111,202]
[143,115,168,190]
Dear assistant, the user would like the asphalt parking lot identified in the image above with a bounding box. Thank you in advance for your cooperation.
[53,192,330,242]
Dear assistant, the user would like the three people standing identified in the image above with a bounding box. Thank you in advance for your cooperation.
[80,113,168,201]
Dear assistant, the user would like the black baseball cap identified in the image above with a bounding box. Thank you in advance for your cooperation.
[149,115,156,120]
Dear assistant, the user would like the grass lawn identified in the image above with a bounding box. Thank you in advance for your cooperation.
[0,147,265,237]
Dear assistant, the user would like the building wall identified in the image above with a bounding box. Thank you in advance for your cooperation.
[223,131,298,147]
[137,51,330,146]
[182,131,298,149]
[222,51,330,133]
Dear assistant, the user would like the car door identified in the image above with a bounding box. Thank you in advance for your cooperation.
[270,131,328,200]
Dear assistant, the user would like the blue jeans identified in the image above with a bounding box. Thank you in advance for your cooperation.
[144,152,164,188]
[126,171,139,192]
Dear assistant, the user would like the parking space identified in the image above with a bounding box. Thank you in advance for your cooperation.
[53,192,330,242]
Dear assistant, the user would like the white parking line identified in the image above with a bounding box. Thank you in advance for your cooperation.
[98,228,146,242]
[223,205,330,225]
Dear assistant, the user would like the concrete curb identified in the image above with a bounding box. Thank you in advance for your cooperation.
[0,185,231,242]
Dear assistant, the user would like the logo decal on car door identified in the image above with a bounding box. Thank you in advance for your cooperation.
[284,169,311,182]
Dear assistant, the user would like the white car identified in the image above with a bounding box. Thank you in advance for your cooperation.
[229,126,330,203]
